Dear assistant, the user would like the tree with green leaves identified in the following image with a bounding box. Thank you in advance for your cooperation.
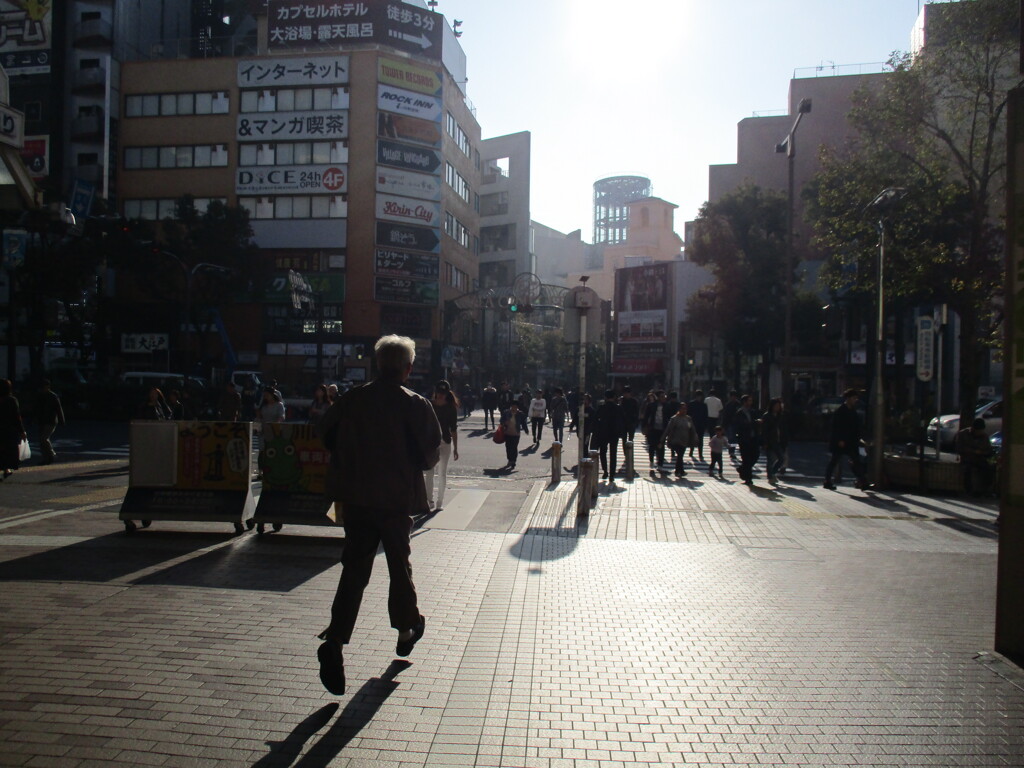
[687,183,819,390]
[806,0,1018,426]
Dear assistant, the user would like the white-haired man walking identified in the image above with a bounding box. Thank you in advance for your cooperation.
[316,335,441,694]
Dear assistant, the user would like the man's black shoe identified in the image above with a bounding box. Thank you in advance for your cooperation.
[317,642,345,695]
[396,616,425,657]
[823,482,837,490]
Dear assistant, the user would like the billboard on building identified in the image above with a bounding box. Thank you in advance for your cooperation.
[237,110,347,141]
[377,112,441,148]
[375,165,441,201]
[374,276,438,306]
[267,1,443,62]
[378,57,442,96]
[237,56,349,87]
[615,263,671,344]
[376,193,440,227]
[0,0,51,75]
[236,164,347,195]
[377,84,442,122]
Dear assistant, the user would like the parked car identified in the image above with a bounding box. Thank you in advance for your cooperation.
[926,399,1002,449]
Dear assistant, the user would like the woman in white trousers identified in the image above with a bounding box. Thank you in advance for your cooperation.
[425,381,459,512]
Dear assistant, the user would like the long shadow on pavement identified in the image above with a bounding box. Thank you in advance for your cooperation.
[0,530,234,583]
[253,660,410,768]
[133,534,340,591]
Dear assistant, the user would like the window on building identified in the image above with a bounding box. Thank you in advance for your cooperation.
[480,223,515,252]
[126,90,228,117]
[480,191,508,217]
[237,196,346,220]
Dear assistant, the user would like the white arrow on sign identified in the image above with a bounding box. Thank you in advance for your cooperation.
[390,30,433,49]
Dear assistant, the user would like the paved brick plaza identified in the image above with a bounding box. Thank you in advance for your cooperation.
[0,455,1021,767]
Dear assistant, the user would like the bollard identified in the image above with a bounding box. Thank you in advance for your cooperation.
[588,449,600,501]
[623,440,635,482]
[576,458,594,516]
[550,441,562,485]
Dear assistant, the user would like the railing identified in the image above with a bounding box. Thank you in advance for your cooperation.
[792,61,888,79]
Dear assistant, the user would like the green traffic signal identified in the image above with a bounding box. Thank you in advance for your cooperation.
[510,303,518,312]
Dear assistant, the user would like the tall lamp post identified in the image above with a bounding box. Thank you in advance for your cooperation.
[158,252,232,387]
[864,187,906,486]
[775,97,812,401]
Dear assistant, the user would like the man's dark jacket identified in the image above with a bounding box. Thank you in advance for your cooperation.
[828,403,862,452]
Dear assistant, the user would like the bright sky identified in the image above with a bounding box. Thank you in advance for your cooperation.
[432,0,926,239]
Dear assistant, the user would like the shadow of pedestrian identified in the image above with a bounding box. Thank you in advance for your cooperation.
[254,660,411,768]
[745,484,784,501]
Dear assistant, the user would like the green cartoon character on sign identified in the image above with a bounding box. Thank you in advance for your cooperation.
[259,431,307,492]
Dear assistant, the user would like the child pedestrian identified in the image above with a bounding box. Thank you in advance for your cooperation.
[708,425,728,479]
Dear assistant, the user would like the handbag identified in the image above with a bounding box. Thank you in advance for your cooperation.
[18,438,30,462]
[492,424,506,444]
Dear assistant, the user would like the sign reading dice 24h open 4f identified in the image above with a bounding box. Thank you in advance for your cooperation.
[268,1,444,63]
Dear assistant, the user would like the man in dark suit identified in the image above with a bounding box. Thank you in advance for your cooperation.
[824,388,869,490]
[317,335,442,695]
[592,389,627,483]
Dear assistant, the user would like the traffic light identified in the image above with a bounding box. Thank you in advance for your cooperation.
[509,302,518,313]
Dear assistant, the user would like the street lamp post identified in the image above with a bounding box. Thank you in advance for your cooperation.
[865,187,906,486]
[159,252,232,388]
[776,97,811,401]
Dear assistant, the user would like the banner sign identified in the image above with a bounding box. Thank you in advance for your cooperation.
[178,422,252,491]
[374,247,439,280]
[376,165,441,201]
[268,0,443,62]
[237,110,347,140]
[20,134,47,179]
[120,421,256,529]
[374,275,439,306]
[377,138,441,174]
[257,423,329,494]
[376,193,440,227]
[377,111,441,147]
[377,84,442,122]
[378,57,442,95]
[0,0,52,74]
[265,271,346,303]
[238,55,349,87]
[916,316,934,382]
[236,164,347,195]
[376,220,440,254]
[615,263,670,344]
[2,228,26,268]
[121,333,169,353]
[0,103,23,149]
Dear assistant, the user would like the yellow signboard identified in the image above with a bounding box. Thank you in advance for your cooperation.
[378,57,442,96]
[176,421,252,491]
[258,423,329,495]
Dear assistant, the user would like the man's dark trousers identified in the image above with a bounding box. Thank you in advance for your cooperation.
[824,446,865,486]
[646,430,665,468]
[738,441,759,482]
[599,438,619,478]
[327,506,419,643]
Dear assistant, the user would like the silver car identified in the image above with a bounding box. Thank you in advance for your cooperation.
[927,399,1002,449]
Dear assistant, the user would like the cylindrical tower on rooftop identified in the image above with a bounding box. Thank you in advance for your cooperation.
[593,175,652,244]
